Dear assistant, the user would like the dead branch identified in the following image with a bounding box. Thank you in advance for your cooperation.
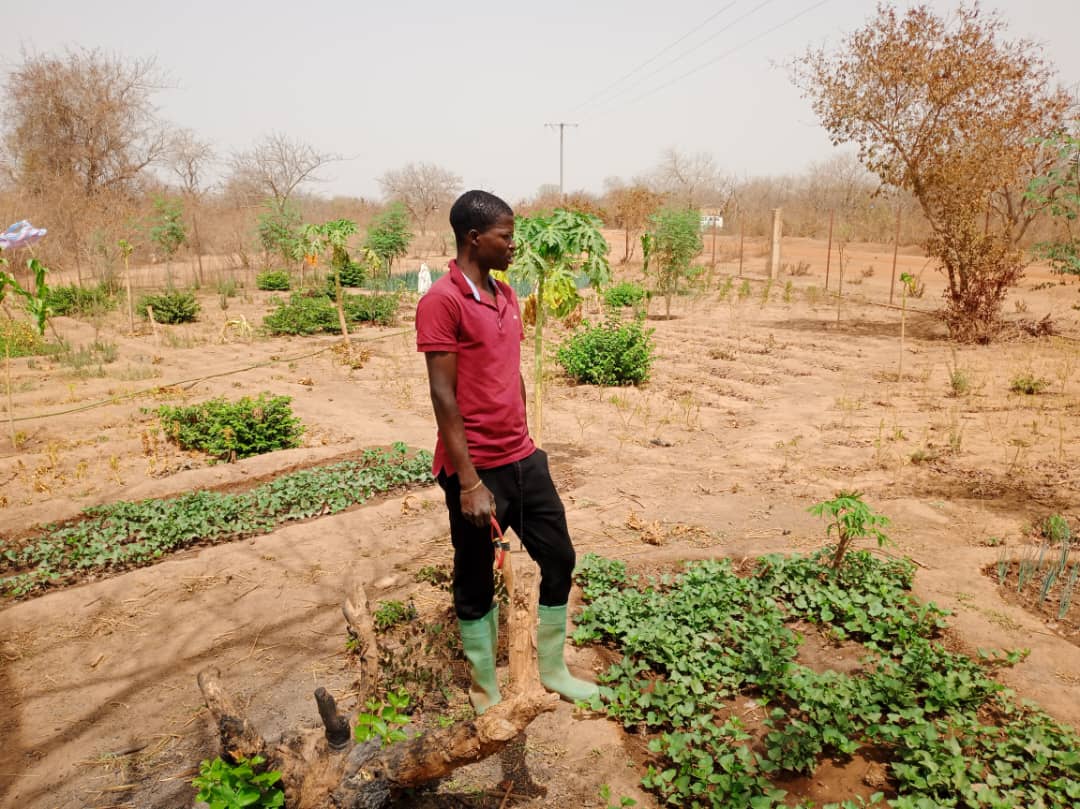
[342,582,379,701]
[197,551,557,808]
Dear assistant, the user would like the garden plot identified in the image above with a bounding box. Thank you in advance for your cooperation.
[2,239,1080,808]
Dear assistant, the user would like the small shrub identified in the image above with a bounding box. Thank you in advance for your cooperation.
[264,292,398,335]
[326,260,367,290]
[256,270,291,291]
[158,392,304,461]
[138,290,199,324]
[1040,514,1072,545]
[0,320,59,358]
[344,292,399,326]
[861,265,876,278]
[1009,373,1049,395]
[46,283,117,317]
[603,281,648,309]
[216,277,239,298]
[787,260,811,277]
[948,368,971,396]
[264,293,338,335]
[556,320,654,386]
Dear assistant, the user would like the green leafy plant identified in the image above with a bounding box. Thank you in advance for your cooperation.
[643,207,703,318]
[556,320,654,386]
[149,196,187,286]
[192,755,284,809]
[46,283,117,317]
[364,202,412,276]
[809,491,890,569]
[510,208,611,443]
[574,547,1079,809]
[1,445,433,597]
[158,393,303,461]
[603,281,648,310]
[138,290,199,324]
[1041,514,1073,545]
[257,201,302,270]
[1025,132,1080,275]
[256,270,291,291]
[598,783,637,808]
[263,291,398,335]
[1010,372,1050,395]
[354,690,410,747]
[373,599,418,632]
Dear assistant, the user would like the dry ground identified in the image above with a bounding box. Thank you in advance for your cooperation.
[1,234,1079,808]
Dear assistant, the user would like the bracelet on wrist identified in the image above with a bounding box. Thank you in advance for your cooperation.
[460,479,484,494]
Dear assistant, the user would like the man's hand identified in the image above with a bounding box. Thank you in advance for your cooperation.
[460,480,495,527]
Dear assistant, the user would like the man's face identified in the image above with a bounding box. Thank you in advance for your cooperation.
[473,214,516,271]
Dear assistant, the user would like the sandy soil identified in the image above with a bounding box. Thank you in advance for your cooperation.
[1,235,1079,808]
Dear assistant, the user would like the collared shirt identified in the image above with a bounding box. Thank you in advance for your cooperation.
[416,260,533,476]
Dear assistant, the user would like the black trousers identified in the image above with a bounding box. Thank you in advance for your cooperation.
[438,448,575,620]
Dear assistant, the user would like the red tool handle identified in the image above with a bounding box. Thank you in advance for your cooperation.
[490,515,510,570]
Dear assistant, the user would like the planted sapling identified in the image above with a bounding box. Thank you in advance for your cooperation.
[809,491,890,569]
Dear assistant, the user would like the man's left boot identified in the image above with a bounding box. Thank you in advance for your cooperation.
[537,603,599,703]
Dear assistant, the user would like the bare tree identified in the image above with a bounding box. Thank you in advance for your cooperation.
[229,132,338,210]
[1,48,168,278]
[647,148,733,210]
[377,162,461,234]
[603,178,665,262]
[167,128,215,282]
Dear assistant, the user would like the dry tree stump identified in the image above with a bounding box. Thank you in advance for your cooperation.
[196,549,559,808]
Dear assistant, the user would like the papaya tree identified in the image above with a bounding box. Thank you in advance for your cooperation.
[509,208,610,445]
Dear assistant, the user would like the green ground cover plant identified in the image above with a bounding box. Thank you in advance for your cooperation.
[192,755,284,809]
[262,291,398,335]
[138,290,199,324]
[255,270,291,291]
[574,548,1080,808]
[0,445,433,598]
[556,320,654,386]
[158,392,304,461]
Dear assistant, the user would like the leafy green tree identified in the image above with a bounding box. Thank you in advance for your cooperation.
[257,201,302,271]
[645,207,702,317]
[510,209,610,444]
[1026,131,1080,275]
[364,202,412,276]
[149,197,187,287]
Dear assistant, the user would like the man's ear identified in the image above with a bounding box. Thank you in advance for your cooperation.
[467,228,480,246]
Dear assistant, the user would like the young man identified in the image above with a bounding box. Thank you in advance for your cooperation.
[416,189,597,714]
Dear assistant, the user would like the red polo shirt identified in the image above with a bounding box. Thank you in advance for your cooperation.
[416,260,535,476]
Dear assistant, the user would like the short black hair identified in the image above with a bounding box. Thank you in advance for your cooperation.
[449,190,514,247]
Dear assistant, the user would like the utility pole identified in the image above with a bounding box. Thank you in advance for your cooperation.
[545,122,578,200]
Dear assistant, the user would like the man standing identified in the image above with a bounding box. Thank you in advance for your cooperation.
[416,190,597,714]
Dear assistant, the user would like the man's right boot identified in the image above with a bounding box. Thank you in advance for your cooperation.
[458,603,501,715]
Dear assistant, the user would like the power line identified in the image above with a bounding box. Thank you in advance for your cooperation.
[570,0,738,114]
[610,0,834,115]
[581,0,780,118]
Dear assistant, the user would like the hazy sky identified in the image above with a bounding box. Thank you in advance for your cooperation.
[5,1,1078,201]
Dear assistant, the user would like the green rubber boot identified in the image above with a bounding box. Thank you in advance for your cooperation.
[459,604,501,715]
[537,604,599,703]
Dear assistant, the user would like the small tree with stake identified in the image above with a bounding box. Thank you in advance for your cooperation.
[643,207,702,318]
[148,196,186,287]
[810,491,890,569]
[510,209,610,445]
[365,202,412,277]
